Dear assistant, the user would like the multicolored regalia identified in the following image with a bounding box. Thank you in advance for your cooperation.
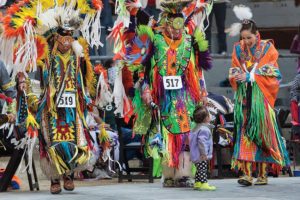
[0,0,102,193]
[110,0,213,183]
[229,39,290,180]
[36,34,96,179]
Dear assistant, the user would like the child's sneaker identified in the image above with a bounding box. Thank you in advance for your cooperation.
[193,182,202,190]
[199,183,216,191]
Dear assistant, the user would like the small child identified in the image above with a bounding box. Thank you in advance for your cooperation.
[189,105,216,191]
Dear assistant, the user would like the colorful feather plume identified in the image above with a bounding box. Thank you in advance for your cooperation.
[0,0,104,75]
[126,34,152,65]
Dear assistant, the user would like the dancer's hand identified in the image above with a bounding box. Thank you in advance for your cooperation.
[103,123,111,129]
[7,113,16,123]
[16,72,28,92]
[235,73,246,82]
[200,155,207,161]
[201,96,208,105]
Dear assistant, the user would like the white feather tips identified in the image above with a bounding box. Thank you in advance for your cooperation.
[233,5,253,21]
[225,22,242,37]
[72,40,84,57]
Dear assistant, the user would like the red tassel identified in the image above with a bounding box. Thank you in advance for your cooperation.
[122,66,133,95]
[84,129,94,150]
[168,134,183,168]
[124,99,134,124]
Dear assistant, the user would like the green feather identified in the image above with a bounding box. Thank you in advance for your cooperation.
[132,89,145,118]
[137,25,155,42]
[127,64,144,72]
[194,28,208,52]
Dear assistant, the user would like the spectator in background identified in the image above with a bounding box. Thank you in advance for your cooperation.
[290,25,300,73]
[105,59,117,89]
[205,0,229,55]
[91,0,114,57]
[0,61,17,151]
[290,51,300,127]
[144,0,160,21]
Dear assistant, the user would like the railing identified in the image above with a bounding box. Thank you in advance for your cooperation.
[90,53,299,62]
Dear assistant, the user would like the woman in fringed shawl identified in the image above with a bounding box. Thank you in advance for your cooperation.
[229,20,290,186]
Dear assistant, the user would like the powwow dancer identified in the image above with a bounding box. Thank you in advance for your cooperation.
[0,0,103,194]
[110,0,213,186]
[227,5,290,186]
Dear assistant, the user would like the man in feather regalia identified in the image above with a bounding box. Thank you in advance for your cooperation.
[0,0,102,194]
[110,0,213,187]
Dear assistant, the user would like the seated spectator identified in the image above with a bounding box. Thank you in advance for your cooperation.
[290,73,300,126]
[78,107,119,180]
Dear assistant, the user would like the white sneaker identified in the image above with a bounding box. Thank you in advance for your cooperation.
[219,51,227,56]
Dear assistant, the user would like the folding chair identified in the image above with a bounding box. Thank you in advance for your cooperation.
[0,128,39,192]
[115,117,153,183]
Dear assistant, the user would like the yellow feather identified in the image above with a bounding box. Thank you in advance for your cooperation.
[78,37,96,97]
[39,0,55,11]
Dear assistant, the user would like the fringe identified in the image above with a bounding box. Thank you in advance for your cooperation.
[167,134,183,168]
[47,142,90,175]
[234,82,289,166]
[95,72,113,108]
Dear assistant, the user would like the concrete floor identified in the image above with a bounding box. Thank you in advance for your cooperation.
[1,177,300,200]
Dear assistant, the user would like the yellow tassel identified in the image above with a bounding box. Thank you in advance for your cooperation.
[48,148,62,175]
[56,155,69,173]
[76,146,90,164]
[99,123,110,142]
[26,112,40,129]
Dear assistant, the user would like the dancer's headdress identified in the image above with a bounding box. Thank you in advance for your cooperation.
[0,0,103,75]
[226,5,253,37]
[160,0,192,14]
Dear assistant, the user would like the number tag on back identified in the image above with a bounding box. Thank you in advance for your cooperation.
[163,76,183,90]
[58,93,76,108]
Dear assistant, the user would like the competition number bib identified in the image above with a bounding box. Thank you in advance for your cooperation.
[163,76,183,90]
[58,93,76,108]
